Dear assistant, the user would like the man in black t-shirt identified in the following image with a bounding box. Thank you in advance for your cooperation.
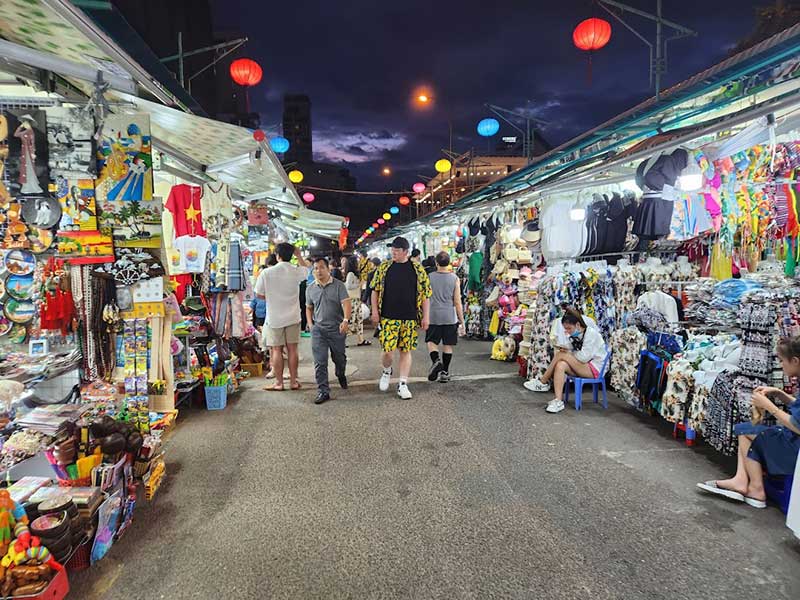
[370,237,432,400]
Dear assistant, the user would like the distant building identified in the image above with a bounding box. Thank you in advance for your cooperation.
[414,154,530,218]
[283,95,313,164]
[280,95,363,232]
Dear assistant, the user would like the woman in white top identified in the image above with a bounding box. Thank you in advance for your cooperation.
[342,256,370,346]
[527,307,607,414]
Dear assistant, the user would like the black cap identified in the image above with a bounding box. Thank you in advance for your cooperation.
[387,236,410,250]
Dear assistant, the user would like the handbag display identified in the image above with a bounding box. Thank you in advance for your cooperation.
[492,259,508,276]
[503,244,519,262]
[517,248,533,264]
[486,286,500,306]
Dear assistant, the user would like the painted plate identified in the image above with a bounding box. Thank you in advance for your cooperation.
[21,196,62,230]
[4,299,35,324]
[7,324,27,344]
[0,312,11,337]
[5,250,36,276]
[5,274,34,301]
[0,250,7,274]
[0,277,5,299]
[29,228,55,254]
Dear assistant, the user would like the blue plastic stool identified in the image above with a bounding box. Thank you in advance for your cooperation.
[563,349,612,411]
[764,474,794,515]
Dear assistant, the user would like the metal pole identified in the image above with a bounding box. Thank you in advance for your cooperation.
[177,31,184,88]
[655,0,662,99]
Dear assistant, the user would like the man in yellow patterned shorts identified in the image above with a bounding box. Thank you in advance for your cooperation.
[370,237,431,399]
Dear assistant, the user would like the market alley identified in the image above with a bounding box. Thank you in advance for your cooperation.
[70,337,800,600]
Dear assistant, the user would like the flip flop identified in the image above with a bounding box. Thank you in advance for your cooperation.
[357,340,372,346]
[696,481,745,502]
[290,382,302,390]
[744,496,767,509]
[264,383,284,391]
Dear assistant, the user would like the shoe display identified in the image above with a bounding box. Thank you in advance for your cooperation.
[438,371,450,383]
[545,399,565,413]
[379,369,392,392]
[397,383,413,400]
[428,360,444,382]
[524,378,550,392]
[314,392,331,405]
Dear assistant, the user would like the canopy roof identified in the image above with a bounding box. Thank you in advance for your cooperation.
[379,22,800,241]
[0,0,345,238]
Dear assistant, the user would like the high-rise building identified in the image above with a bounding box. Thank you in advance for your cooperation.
[282,95,313,164]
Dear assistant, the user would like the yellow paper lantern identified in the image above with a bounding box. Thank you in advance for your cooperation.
[382,212,391,220]
[288,169,304,183]
[435,159,452,173]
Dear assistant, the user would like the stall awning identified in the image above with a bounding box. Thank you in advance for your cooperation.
[0,1,346,239]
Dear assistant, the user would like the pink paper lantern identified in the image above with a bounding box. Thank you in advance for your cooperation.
[412,182,426,194]
[377,218,385,225]
[302,192,315,204]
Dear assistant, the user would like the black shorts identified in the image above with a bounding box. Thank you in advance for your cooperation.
[425,324,458,346]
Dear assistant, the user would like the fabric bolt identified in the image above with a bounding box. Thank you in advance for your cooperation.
[610,327,647,407]
[661,359,695,423]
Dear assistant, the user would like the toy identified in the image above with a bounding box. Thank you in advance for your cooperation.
[491,339,508,361]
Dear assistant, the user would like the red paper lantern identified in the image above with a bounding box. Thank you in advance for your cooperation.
[398,196,410,206]
[573,18,611,52]
[373,222,380,228]
[230,58,263,86]
[253,129,266,142]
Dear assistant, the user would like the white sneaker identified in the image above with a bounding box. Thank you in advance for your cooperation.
[379,369,392,392]
[545,399,565,414]
[524,378,550,392]
[397,383,413,400]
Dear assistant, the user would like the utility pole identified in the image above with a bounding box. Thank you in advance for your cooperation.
[597,0,696,99]
[484,103,549,163]
[161,35,249,93]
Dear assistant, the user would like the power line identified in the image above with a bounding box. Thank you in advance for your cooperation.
[296,184,413,196]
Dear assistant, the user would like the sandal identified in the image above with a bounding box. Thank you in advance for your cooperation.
[357,340,372,346]
[290,382,302,390]
[264,383,285,391]
[696,481,745,502]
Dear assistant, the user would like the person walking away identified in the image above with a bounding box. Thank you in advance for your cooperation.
[255,242,310,391]
[426,251,465,383]
[343,255,370,346]
[411,248,421,264]
[306,258,351,404]
[371,237,432,399]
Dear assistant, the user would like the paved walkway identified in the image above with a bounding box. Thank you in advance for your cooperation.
[71,337,800,599]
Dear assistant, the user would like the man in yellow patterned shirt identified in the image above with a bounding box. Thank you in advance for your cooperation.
[370,237,432,399]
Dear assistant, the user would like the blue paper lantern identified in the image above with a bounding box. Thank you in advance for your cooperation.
[389,206,399,215]
[477,118,500,137]
[269,136,290,153]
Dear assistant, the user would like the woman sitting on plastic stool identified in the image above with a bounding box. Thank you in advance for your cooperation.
[698,336,800,508]
[526,307,606,415]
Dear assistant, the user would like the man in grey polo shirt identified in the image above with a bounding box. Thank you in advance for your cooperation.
[306,257,352,404]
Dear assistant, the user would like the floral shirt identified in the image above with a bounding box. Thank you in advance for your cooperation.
[370,260,432,323]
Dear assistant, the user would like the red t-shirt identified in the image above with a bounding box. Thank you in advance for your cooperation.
[165,184,206,238]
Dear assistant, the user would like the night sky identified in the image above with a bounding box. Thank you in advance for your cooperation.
[213,0,766,198]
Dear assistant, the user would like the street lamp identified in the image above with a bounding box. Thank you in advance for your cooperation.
[382,167,392,176]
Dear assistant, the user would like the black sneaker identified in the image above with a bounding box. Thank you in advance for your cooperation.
[314,392,331,405]
[438,371,450,383]
[338,375,348,389]
[428,360,444,382]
